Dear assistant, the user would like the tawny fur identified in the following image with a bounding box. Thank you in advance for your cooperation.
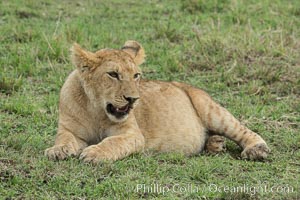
[45,41,270,163]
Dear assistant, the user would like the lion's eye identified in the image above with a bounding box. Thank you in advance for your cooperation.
[107,72,119,80]
[134,73,141,79]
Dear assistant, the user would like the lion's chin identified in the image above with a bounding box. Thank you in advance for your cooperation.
[106,112,129,123]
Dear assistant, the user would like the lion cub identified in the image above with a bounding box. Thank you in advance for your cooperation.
[45,41,270,163]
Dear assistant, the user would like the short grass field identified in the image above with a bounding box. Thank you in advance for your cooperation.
[1,0,299,199]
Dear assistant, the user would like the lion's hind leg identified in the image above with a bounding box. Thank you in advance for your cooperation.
[172,82,270,160]
[205,135,226,154]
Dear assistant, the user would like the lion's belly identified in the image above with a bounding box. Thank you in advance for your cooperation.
[135,81,207,155]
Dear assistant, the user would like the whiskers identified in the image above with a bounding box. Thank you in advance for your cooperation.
[114,96,128,107]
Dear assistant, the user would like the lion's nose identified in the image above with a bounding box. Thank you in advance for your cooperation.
[124,96,139,104]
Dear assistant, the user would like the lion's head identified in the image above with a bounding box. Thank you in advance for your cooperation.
[70,41,145,123]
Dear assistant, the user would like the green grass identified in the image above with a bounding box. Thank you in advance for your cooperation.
[0,0,299,199]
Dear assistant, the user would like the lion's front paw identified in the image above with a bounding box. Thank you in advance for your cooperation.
[241,143,270,161]
[45,144,77,160]
[79,145,114,164]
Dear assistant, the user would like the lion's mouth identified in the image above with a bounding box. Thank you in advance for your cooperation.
[106,103,131,119]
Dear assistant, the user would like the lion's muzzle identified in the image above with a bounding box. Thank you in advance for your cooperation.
[106,103,132,119]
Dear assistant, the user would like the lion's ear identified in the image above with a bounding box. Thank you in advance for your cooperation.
[121,40,146,65]
[70,43,97,72]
